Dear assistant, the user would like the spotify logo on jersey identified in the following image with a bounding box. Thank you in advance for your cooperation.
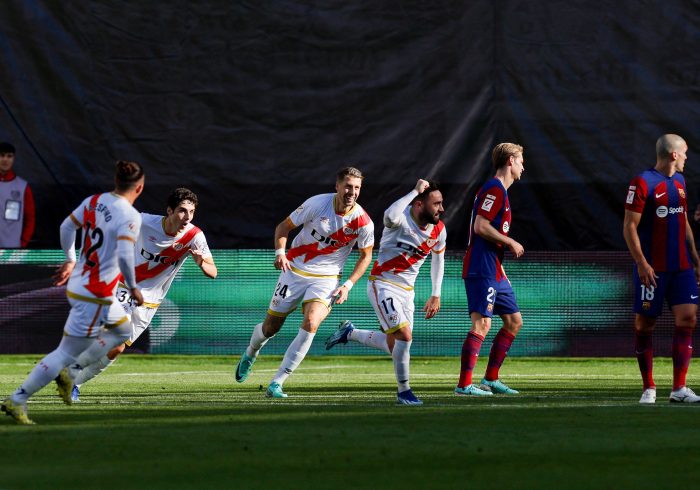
[656,206,684,218]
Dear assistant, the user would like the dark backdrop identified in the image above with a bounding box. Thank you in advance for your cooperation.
[2,1,700,250]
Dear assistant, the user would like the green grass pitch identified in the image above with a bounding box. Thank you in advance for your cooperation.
[1,355,699,489]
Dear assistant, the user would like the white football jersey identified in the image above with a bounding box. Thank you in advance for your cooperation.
[133,213,212,304]
[67,193,141,299]
[286,193,374,276]
[370,206,446,289]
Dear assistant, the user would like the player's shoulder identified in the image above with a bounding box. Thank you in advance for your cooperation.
[479,177,504,194]
[352,203,374,226]
[673,172,687,186]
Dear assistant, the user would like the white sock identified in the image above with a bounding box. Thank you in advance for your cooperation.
[392,339,412,392]
[246,323,272,358]
[11,336,93,404]
[349,328,390,354]
[272,329,315,385]
[74,355,116,386]
[71,326,130,378]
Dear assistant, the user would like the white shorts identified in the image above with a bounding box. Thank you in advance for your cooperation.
[64,295,130,338]
[116,286,159,346]
[267,267,339,317]
[367,279,414,334]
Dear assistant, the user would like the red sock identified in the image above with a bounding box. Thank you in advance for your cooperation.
[635,331,655,390]
[672,327,693,391]
[458,332,484,388]
[485,329,516,381]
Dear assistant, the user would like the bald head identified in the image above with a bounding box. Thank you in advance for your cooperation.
[656,134,686,159]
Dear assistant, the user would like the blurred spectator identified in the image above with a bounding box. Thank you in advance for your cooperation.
[692,203,700,241]
[0,142,35,248]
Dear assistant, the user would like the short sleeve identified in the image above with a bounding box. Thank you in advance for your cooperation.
[476,186,505,221]
[356,218,374,249]
[625,176,648,213]
[288,195,319,227]
[117,210,141,243]
[191,231,213,258]
[433,225,447,253]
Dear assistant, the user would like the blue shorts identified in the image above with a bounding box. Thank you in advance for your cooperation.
[465,277,520,317]
[633,268,699,317]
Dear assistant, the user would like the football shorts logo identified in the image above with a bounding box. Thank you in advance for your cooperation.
[271,298,280,306]
[481,194,496,212]
[128,222,137,232]
[502,222,510,233]
[389,313,399,324]
[642,301,651,310]
[487,304,494,312]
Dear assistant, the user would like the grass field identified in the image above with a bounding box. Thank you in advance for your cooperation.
[1,355,699,489]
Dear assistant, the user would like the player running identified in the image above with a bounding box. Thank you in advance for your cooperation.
[70,188,217,401]
[456,143,525,397]
[2,161,144,424]
[624,134,700,404]
[235,167,374,398]
[325,179,445,405]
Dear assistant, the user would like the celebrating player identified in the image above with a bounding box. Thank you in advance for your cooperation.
[2,161,144,424]
[235,167,374,398]
[70,188,217,401]
[325,179,445,405]
[623,134,700,404]
[456,143,525,397]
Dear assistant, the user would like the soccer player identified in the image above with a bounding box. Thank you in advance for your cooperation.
[70,188,217,401]
[1,161,144,424]
[623,134,700,404]
[235,167,374,398]
[456,143,525,397]
[325,179,445,405]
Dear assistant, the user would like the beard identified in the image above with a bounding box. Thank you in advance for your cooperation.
[420,208,440,225]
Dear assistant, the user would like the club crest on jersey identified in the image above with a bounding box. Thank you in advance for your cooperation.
[481,194,496,212]
[679,188,686,199]
[173,242,185,251]
[343,226,354,235]
[426,238,437,247]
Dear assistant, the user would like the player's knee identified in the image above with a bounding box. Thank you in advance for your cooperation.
[107,344,126,359]
[263,315,285,336]
[675,316,696,330]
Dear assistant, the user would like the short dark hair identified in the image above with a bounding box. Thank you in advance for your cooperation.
[336,166,364,181]
[412,181,440,204]
[0,142,16,154]
[167,187,198,210]
[114,160,144,191]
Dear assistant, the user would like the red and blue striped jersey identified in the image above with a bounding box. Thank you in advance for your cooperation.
[462,178,512,280]
[625,168,691,272]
